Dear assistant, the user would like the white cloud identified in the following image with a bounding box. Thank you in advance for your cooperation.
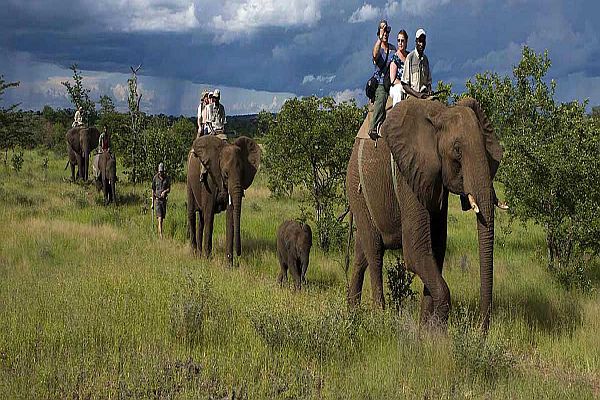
[348,3,381,23]
[198,0,323,43]
[329,88,365,105]
[397,0,452,16]
[302,74,336,84]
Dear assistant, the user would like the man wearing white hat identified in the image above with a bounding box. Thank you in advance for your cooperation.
[210,89,226,139]
[400,28,432,100]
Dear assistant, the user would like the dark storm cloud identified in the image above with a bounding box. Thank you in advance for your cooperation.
[1,0,600,115]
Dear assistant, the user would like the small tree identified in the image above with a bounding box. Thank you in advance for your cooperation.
[0,75,22,164]
[263,96,364,251]
[119,65,146,183]
[61,64,97,126]
[465,46,600,283]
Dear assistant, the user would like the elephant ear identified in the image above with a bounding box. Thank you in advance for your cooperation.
[192,135,225,166]
[456,97,503,179]
[234,136,262,190]
[382,98,445,208]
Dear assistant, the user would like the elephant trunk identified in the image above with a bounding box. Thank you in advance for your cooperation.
[475,187,495,332]
[84,150,90,181]
[230,185,243,257]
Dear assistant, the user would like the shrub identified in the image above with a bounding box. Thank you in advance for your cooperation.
[10,148,24,172]
[451,309,515,380]
[385,257,417,314]
[465,46,600,286]
[262,97,364,251]
[249,300,358,361]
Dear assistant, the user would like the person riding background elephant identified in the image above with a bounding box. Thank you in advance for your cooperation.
[66,126,100,181]
[187,135,261,264]
[346,96,503,332]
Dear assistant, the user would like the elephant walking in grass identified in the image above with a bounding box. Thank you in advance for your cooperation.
[276,220,312,290]
[346,97,503,331]
[66,126,100,182]
[187,135,261,264]
[95,151,117,205]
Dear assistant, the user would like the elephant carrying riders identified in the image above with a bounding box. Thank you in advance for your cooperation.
[72,106,84,128]
[152,163,171,239]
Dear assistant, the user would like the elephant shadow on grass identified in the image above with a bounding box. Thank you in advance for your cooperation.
[459,285,583,335]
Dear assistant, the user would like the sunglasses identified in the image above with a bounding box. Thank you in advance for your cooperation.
[397,38,406,42]
[380,25,391,33]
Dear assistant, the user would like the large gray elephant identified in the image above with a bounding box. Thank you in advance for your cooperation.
[346,97,503,331]
[66,126,100,181]
[187,135,261,264]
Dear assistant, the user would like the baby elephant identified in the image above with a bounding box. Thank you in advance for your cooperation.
[276,220,312,289]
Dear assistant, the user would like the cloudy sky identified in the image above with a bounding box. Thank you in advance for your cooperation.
[1,0,599,115]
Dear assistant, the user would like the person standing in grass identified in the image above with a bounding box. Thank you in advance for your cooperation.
[152,162,171,239]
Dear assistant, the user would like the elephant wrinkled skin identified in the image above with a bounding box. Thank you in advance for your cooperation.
[66,126,100,181]
[346,97,502,331]
[187,136,261,264]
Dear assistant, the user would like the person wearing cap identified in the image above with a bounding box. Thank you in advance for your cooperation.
[152,162,171,239]
[209,89,226,138]
[369,19,396,140]
[389,29,409,106]
[72,106,84,128]
[197,90,209,137]
[400,28,432,100]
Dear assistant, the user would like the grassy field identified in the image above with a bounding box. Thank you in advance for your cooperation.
[0,149,598,399]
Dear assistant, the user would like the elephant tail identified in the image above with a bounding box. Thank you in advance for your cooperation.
[344,211,353,285]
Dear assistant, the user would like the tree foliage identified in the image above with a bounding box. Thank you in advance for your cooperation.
[263,96,364,250]
[465,46,600,282]
[61,64,97,126]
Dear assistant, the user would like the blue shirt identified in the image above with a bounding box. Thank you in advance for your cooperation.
[373,44,396,84]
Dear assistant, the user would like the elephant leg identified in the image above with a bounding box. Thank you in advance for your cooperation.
[348,240,368,307]
[76,154,84,180]
[203,208,215,258]
[363,234,385,309]
[70,163,76,181]
[421,193,449,323]
[225,204,234,265]
[288,255,302,290]
[402,206,450,327]
[277,256,288,286]
[195,212,204,256]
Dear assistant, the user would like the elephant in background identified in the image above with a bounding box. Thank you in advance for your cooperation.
[346,97,503,331]
[276,220,312,290]
[66,126,100,181]
[95,152,117,205]
[187,135,261,264]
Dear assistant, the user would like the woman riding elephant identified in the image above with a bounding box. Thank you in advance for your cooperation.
[187,135,261,264]
[66,126,100,181]
[346,97,503,331]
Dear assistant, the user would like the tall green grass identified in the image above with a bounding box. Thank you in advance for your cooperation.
[0,149,598,398]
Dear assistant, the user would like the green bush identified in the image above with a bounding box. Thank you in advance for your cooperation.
[385,257,417,314]
[10,148,24,172]
[465,46,600,286]
[262,97,364,251]
[451,310,515,380]
[249,300,358,361]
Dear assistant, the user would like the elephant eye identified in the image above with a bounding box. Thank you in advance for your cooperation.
[453,142,462,160]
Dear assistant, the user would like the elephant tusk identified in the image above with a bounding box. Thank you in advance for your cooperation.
[468,194,480,214]
[495,199,509,210]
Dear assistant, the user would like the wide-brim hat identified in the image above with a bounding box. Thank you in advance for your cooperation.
[213,89,221,98]
[415,28,426,39]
